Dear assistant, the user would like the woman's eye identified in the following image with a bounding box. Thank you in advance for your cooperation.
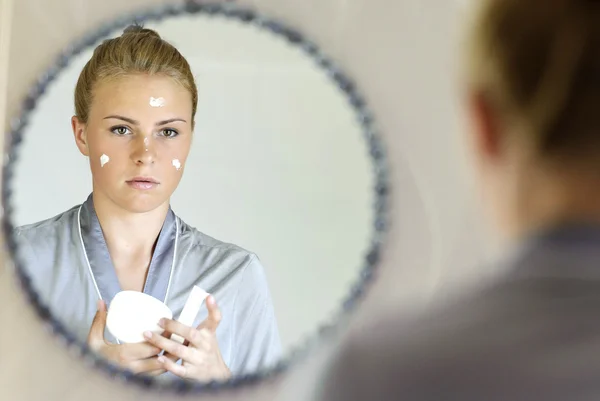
[161,129,178,138]
[112,126,130,136]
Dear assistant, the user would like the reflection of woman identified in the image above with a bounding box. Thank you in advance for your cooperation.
[15,25,281,382]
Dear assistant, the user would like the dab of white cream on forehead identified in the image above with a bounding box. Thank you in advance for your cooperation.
[172,159,182,170]
[100,154,110,167]
[149,97,166,107]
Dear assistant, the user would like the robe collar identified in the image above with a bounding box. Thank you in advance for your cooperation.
[78,193,178,306]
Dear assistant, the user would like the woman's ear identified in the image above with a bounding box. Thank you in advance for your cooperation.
[467,89,504,162]
[71,116,90,156]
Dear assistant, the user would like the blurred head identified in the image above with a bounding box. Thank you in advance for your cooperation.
[463,0,600,240]
[71,25,198,214]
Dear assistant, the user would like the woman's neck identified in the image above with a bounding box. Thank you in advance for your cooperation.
[511,163,600,241]
[92,191,169,260]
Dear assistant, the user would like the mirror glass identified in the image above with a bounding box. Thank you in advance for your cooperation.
[8,8,380,385]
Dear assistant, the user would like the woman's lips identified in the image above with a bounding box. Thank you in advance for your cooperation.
[126,177,159,190]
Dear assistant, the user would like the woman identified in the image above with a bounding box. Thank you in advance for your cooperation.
[15,25,281,382]
[315,0,600,400]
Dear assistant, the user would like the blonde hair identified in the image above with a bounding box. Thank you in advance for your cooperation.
[74,24,198,125]
[466,0,599,161]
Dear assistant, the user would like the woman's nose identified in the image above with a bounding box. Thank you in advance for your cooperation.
[131,135,156,165]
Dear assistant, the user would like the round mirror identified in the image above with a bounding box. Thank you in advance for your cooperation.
[3,2,388,391]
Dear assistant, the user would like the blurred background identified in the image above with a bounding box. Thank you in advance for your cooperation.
[0,0,503,400]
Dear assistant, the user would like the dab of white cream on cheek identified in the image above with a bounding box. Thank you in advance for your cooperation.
[100,154,110,167]
[172,159,182,170]
[149,97,165,107]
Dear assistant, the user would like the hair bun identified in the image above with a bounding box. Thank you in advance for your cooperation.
[122,24,161,39]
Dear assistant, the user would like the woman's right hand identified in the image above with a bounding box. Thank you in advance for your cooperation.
[86,300,166,376]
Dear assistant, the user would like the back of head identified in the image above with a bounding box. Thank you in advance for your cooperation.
[466,0,600,165]
[74,24,198,124]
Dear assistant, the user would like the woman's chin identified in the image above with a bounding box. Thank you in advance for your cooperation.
[117,194,170,214]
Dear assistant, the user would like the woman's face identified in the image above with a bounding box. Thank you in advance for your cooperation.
[72,74,194,214]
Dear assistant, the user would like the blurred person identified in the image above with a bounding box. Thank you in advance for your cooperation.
[314,0,600,400]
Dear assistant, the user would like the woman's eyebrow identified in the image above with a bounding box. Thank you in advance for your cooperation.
[156,118,187,126]
[103,115,187,126]
[104,115,138,125]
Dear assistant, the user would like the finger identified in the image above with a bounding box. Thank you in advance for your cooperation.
[160,318,195,341]
[188,328,213,351]
[87,300,107,350]
[161,347,181,363]
[157,355,188,378]
[160,329,183,362]
[162,351,180,363]
[124,342,163,360]
[127,356,165,375]
[143,331,193,362]
[203,295,222,332]
[140,368,168,377]
[162,328,189,347]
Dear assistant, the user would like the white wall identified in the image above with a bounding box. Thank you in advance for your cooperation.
[11,15,375,353]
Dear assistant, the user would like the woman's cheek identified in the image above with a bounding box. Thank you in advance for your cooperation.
[100,153,110,168]
[171,158,182,171]
[89,151,116,177]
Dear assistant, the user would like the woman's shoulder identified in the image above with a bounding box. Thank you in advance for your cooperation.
[14,205,81,242]
[175,217,268,284]
[177,217,257,258]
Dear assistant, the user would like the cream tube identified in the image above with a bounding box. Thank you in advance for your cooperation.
[171,286,209,344]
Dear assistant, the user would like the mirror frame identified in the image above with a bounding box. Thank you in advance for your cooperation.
[1,1,390,393]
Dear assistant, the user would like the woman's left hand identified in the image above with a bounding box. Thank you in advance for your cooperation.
[143,295,232,382]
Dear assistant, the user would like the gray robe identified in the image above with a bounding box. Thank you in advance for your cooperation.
[14,194,282,377]
[314,223,600,401]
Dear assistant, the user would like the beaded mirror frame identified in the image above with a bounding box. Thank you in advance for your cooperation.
[1,1,390,394]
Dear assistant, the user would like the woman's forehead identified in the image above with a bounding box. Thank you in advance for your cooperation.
[90,75,193,116]
[94,74,190,97]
